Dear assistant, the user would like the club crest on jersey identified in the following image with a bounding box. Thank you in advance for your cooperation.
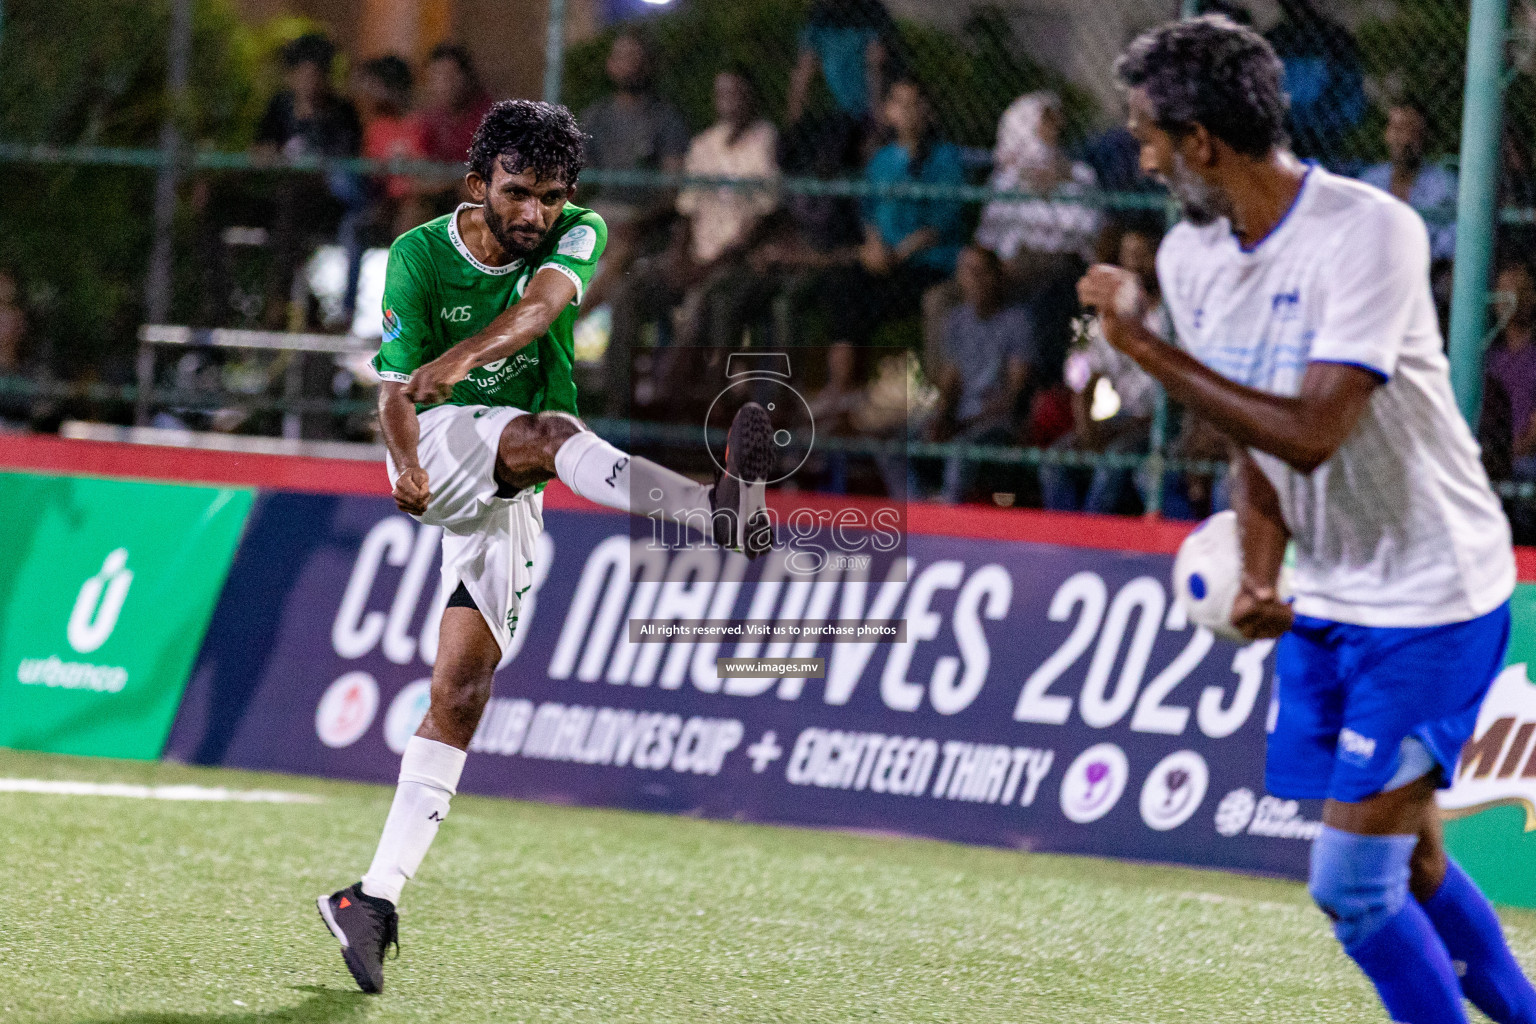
[382,308,404,343]
[556,224,597,260]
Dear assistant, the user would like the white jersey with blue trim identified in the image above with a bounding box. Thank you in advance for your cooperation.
[1157,166,1514,628]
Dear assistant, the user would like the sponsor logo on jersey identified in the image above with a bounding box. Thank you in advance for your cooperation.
[315,671,380,748]
[1139,749,1209,831]
[556,224,597,260]
[382,308,404,343]
[470,349,537,385]
[441,305,473,323]
[1059,742,1129,823]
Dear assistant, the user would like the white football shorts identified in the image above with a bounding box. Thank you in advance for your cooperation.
[385,403,542,656]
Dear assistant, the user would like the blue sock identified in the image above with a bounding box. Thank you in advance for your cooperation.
[1346,899,1468,1024]
[1311,827,1467,1023]
[1422,860,1536,1024]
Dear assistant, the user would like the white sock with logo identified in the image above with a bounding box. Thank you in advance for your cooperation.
[360,736,466,906]
[554,430,712,524]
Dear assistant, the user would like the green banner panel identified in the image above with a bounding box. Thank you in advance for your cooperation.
[0,472,252,759]
[1443,583,1536,907]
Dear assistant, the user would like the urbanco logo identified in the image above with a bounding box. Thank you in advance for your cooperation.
[67,548,134,654]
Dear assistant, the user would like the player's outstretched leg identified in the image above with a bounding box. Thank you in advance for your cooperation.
[501,405,773,557]
[318,599,497,993]
[1414,810,1536,1023]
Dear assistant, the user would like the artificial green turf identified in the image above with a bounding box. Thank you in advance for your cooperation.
[2,748,1529,1023]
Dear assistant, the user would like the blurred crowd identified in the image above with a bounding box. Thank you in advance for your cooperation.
[5,0,1536,530]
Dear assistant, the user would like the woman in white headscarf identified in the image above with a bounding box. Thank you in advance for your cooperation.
[974,92,1101,263]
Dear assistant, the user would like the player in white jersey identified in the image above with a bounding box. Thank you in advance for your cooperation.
[1078,17,1535,1024]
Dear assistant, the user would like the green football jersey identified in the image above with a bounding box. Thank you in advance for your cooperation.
[372,202,607,414]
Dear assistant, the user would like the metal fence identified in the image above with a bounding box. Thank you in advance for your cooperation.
[0,0,1532,530]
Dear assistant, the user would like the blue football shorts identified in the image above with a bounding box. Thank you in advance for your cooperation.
[1266,601,1511,803]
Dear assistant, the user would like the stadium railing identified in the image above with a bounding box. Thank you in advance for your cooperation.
[0,0,1529,526]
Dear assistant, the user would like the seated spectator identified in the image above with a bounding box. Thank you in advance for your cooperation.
[579,32,692,314]
[419,43,495,210]
[925,91,1096,418]
[916,246,1033,503]
[1357,101,1456,260]
[609,67,778,409]
[254,32,363,328]
[790,0,899,125]
[355,55,430,240]
[813,77,964,353]
[974,92,1101,265]
[1039,226,1163,514]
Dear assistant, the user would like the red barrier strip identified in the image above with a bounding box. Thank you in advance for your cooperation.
[4,433,1534,576]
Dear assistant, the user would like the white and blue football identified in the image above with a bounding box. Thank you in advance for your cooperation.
[1172,510,1290,642]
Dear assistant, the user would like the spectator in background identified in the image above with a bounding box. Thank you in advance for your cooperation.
[818,77,963,352]
[919,246,1033,503]
[608,66,778,399]
[1266,0,1366,159]
[419,44,494,210]
[925,91,1096,436]
[356,55,430,240]
[254,33,363,328]
[974,92,1101,265]
[789,0,898,126]
[673,68,779,346]
[1039,225,1163,514]
[1358,101,1456,260]
[579,32,692,314]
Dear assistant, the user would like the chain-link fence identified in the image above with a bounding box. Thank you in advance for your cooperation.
[1,0,1534,530]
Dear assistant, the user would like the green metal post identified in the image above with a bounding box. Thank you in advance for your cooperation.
[1447,0,1509,425]
[543,0,568,106]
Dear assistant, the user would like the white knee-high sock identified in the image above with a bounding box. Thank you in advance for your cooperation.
[554,430,712,523]
[360,736,467,906]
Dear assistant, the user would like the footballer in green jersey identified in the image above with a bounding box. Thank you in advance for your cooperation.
[372,199,605,416]
[321,100,773,996]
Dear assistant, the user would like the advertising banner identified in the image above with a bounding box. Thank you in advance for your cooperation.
[0,472,252,759]
[1440,583,1536,907]
[170,493,1319,880]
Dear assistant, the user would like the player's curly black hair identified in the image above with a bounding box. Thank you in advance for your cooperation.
[1115,15,1288,159]
[466,99,587,187]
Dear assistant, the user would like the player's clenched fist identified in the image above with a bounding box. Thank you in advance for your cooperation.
[1076,265,1150,342]
[403,354,469,406]
[393,467,431,516]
